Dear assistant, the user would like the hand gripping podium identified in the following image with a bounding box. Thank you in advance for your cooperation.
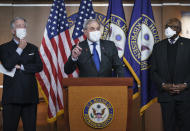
[62,78,133,131]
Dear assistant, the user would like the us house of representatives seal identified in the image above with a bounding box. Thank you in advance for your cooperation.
[83,97,114,128]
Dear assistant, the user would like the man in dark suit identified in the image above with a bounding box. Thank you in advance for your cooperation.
[64,19,124,77]
[151,18,190,131]
[0,17,43,131]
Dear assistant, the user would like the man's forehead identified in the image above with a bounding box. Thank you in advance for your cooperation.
[167,20,179,25]
[15,19,25,24]
[88,21,99,26]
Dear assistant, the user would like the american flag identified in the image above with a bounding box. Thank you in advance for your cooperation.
[72,0,96,44]
[36,0,77,122]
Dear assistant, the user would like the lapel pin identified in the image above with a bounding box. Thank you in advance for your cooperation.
[86,48,88,52]
[180,42,183,45]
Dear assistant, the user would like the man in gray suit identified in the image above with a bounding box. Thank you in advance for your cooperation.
[64,19,124,77]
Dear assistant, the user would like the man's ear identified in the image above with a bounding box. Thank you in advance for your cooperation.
[11,29,16,35]
[83,29,87,36]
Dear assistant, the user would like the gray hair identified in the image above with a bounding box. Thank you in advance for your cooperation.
[10,17,27,29]
[83,19,99,30]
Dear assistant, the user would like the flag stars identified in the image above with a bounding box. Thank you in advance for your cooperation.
[52,27,55,30]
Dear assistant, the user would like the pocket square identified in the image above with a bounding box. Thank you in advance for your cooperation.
[28,53,34,55]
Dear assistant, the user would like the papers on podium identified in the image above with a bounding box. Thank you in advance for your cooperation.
[0,64,16,77]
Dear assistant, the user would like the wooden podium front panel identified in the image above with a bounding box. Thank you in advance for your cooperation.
[68,86,128,131]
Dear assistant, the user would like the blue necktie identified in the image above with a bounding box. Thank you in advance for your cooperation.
[92,42,100,71]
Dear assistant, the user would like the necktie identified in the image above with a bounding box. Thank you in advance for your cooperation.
[92,42,100,71]
[170,39,174,44]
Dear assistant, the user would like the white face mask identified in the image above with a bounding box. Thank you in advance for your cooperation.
[165,27,176,38]
[89,31,101,42]
[16,28,27,39]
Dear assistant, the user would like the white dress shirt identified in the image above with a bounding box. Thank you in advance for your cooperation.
[168,36,179,44]
[13,39,25,70]
[87,39,101,61]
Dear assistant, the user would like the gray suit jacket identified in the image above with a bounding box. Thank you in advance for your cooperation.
[64,39,124,77]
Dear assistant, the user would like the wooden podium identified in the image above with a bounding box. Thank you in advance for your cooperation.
[62,78,133,131]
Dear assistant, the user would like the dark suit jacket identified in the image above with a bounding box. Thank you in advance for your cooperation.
[0,40,43,104]
[151,37,190,102]
[64,40,124,77]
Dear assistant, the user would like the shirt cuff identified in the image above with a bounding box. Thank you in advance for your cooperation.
[16,47,23,55]
[71,57,78,61]
[20,64,25,71]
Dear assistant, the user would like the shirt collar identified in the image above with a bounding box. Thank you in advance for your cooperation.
[13,38,19,45]
[168,36,179,44]
[87,39,100,46]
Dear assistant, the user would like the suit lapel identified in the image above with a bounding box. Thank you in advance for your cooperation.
[82,41,98,72]
[99,41,106,72]
[174,38,184,81]
[162,40,172,81]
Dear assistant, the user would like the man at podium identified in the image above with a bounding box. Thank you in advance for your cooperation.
[64,19,124,77]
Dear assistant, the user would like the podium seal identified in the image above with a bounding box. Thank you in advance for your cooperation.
[83,97,114,128]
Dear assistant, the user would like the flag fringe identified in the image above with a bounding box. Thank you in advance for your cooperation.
[133,91,140,100]
[123,57,141,87]
[47,110,64,123]
[140,97,157,116]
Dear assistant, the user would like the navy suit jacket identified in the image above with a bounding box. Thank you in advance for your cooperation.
[0,40,43,104]
[151,37,190,102]
[64,40,124,77]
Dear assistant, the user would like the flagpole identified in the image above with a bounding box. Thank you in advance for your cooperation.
[53,121,57,131]
[142,113,146,131]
